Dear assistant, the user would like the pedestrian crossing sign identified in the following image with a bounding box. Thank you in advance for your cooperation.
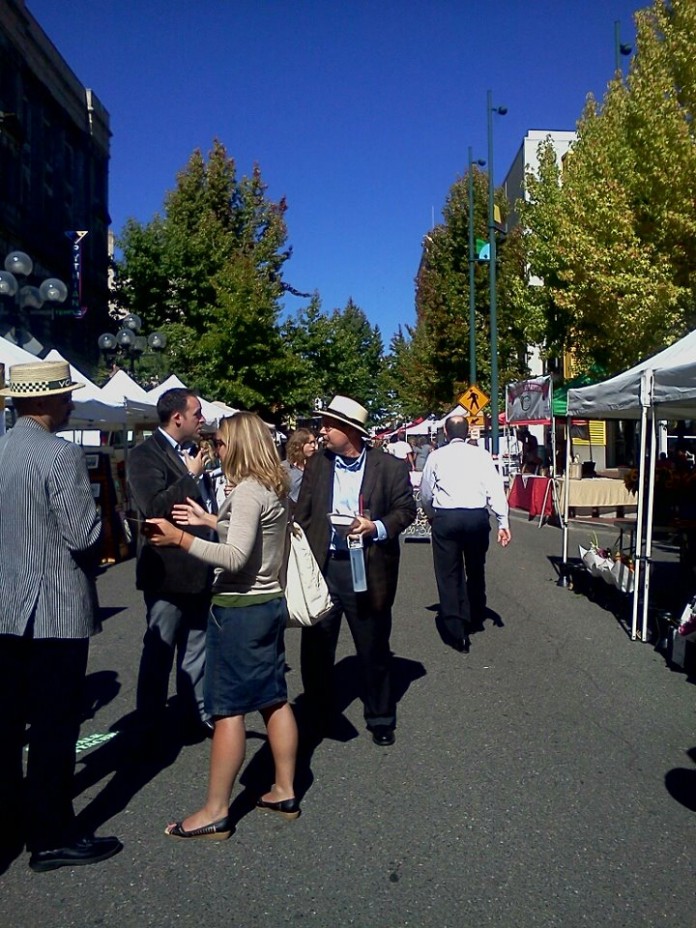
[467,414,485,426]
[458,385,490,415]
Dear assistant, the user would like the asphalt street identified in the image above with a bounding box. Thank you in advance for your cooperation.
[2,514,694,928]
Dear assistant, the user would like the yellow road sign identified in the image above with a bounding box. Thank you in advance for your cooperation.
[458,385,490,415]
[467,414,485,427]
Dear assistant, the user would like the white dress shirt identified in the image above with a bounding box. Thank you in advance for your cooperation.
[158,427,214,513]
[330,449,387,549]
[420,438,509,530]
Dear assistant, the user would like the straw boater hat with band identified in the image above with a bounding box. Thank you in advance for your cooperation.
[0,360,84,397]
[321,395,370,437]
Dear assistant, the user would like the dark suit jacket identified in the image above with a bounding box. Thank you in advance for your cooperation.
[127,430,214,595]
[294,448,416,612]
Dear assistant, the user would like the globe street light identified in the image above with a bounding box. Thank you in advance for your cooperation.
[487,91,507,456]
[468,147,486,385]
[98,313,167,379]
[0,251,68,354]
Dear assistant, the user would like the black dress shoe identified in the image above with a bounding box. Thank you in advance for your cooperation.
[452,637,470,653]
[29,836,123,873]
[370,725,396,746]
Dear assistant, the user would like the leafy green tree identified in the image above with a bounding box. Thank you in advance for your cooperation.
[516,138,571,367]
[519,0,696,378]
[113,140,303,415]
[404,167,528,413]
[380,326,422,422]
[281,297,388,420]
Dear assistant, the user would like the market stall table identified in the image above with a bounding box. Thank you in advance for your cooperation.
[557,476,637,515]
[507,474,554,519]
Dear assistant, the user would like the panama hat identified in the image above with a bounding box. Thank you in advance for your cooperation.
[322,395,370,437]
[0,360,85,397]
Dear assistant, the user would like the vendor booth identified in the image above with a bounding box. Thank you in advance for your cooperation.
[566,328,696,644]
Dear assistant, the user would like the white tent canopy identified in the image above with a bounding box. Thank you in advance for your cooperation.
[404,419,434,437]
[565,328,696,643]
[567,329,696,420]
[98,369,158,424]
[0,339,133,429]
[99,369,152,405]
[0,334,41,368]
[44,349,104,401]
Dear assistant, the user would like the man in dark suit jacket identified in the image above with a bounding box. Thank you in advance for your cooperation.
[0,360,122,873]
[294,396,416,746]
[127,388,216,735]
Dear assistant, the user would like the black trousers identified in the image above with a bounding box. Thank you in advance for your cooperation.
[431,508,491,641]
[300,557,395,730]
[0,633,89,852]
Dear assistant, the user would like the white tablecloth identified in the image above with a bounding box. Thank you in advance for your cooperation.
[556,477,637,509]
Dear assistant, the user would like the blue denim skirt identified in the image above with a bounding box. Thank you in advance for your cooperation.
[204,596,288,717]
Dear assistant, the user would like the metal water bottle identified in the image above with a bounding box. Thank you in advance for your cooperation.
[348,533,367,592]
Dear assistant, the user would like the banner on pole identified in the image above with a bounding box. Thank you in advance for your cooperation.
[505,375,552,424]
[65,231,89,319]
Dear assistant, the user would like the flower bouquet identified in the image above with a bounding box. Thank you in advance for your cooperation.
[677,600,696,641]
[579,540,635,594]
[672,596,696,668]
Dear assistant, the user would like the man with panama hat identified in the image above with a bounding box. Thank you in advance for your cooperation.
[0,360,122,872]
[294,395,416,746]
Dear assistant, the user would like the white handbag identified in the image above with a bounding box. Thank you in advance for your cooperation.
[284,522,333,627]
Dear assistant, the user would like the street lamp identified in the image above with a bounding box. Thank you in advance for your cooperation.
[0,251,68,355]
[487,90,507,456]
[468,147,486,385]
[614,20,632,75]
[98,313,167,380]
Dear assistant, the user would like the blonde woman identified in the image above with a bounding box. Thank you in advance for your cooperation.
[282,428,317,502]
[147,412,300,839]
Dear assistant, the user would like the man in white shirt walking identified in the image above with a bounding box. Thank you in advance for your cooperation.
[420,415,511,652]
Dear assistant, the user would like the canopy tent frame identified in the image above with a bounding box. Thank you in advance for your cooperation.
[566,333,696,641]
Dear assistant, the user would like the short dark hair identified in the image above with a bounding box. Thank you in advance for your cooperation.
[156,388,197,424]
[445,416,469,441]
[13,396,44,417]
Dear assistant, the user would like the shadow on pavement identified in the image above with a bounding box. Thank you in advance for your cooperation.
[665,747,696,812]
[81,670,121,723]
[432,605,504,647]
[71,709,189,837]
[97,605,128,624]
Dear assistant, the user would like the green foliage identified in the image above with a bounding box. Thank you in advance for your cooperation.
[519,0,696,378]
[281,297,389,422]
[402,167,529,414]
[113,140,302,416]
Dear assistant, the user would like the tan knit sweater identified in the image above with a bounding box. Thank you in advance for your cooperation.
[188,478,288,596]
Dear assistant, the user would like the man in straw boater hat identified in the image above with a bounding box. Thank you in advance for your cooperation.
[294,395,416,746]
[0,360,122,873]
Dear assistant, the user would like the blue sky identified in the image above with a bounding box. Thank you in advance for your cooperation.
[28,0,640,345]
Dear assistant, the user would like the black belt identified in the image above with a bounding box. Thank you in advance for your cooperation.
[328,550,350,561]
